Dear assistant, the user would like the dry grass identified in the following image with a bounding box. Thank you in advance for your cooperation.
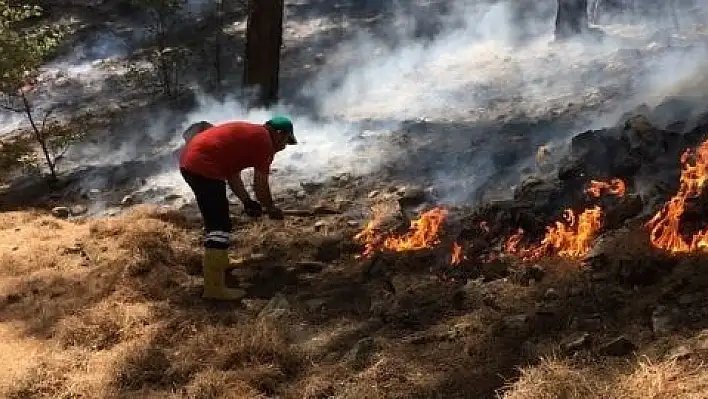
[3,205,708,398]
[501,352,708,399]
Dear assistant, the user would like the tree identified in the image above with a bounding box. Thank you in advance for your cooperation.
[243,0,284,107]
[0,1,67,181]
[132,0,188,97]
[555,0,589,39]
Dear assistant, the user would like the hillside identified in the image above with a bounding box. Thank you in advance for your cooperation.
[3,0,708,398]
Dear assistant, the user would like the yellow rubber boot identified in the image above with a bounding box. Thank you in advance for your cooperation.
[202,248,246,300]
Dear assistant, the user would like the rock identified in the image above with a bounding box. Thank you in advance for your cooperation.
[164,194,182,201]
[120,195,134,207]
[480,259,509,281]
[500,314,530,336]
[304,298,327,312]
[446,322,475,340]
[63,244,84,255]
[368,190,380,199]
[598,336,637,357]
[300,181,323,194]
[543,288,560,300]
[402,332,433,345]
[70,204,88,216]
[345,337,376,367]
[678,293,699,305]
[667,345,693,361]
[346,220,360,227]
[314,220,327,230]
[295,261,327,273]
[396,185,427,207]
[314,235,343,262]
[603,195,644,230]
[295,190,306,200]
[525,264,546,282]
[335,199,352,211]
[51,206,70,219]
[314,52,325,65]
[258,293,291,319]
[241,299,268,313]
[563,332,591,353]
[651,305,679,336]
[312,204,341,215]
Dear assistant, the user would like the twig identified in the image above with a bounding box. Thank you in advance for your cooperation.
[40,107,56,131]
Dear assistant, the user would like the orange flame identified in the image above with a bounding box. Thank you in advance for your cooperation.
[354,207,449,258]
[505,178,625,260]
[585,178,626,198]
[646,139,708,253]
[450,242,466,265]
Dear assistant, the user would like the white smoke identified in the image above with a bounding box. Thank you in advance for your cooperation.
[159,0,708,205]
[5,0,708,211]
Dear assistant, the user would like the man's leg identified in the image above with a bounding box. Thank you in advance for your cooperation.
[180,168,245,300]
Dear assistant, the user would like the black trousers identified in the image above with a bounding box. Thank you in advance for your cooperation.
[180,168,232,249]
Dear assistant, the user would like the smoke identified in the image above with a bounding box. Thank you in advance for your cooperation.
[161,0,708,206]
[5,0,708,212]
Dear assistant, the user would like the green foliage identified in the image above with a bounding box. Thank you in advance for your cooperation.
[0,1,65,93]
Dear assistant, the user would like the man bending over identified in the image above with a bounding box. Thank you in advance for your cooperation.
[179,116,297,300]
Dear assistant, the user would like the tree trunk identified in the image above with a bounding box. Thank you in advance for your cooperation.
[555,0,588,39]
[243,0,284,107]
[214,0,224,96]
[21,92,56,181]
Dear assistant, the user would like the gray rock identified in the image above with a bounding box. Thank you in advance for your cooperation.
[51,206,70,219]
[120,195,134,207]
[70,204,88,216]
[446,322,475,340]
[305,298,327,312]
[599,336,637,356]
[396,185,427,207]
[526,264,546,282]
[314,235,343,262]
[667,345,693,361]
[652,305,679,336]
[543,288,560,300]
[563,332,591,353]
[501,314,530,335]
[345,337,376,367]
[258,293,291,320]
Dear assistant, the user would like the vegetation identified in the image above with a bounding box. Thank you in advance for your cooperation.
[0,1,68,181]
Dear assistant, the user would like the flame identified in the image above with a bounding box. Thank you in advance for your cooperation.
[505,178,625,260]
[354,206,449,258]
[450,242,466,265]
[646,139,708,253]
[585,178,626,198]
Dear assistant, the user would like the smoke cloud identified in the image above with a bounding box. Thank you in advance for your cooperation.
[4,0,708,211]
[164,0,708,205]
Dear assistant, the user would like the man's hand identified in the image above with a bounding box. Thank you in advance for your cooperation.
[266,207,284,220]
[243,199,263,217]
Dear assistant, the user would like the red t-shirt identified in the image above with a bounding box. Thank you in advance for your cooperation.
[179,121,274,180]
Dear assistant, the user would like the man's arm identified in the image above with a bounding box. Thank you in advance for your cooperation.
[253,170,275,210]
[227,172,252,204]
[253,170,284,219]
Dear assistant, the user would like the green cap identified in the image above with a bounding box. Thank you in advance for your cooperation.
[265,115,297,144]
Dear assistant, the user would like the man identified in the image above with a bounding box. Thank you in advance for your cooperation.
[179,116,297,300]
